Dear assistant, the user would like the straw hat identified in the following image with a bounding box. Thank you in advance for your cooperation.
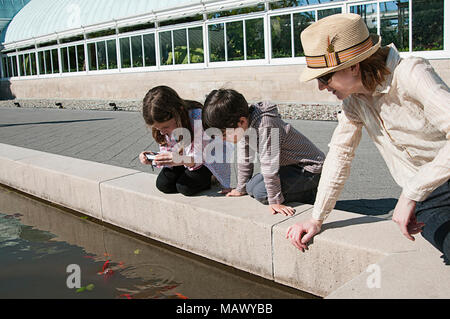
[300,13,381,82]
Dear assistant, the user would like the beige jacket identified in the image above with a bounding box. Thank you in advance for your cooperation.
[313,45,450,220]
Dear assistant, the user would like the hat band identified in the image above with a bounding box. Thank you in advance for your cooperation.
[305,36,373,69]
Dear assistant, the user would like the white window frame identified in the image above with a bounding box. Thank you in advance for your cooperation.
[158,21,207,70]
[206,11,266,68]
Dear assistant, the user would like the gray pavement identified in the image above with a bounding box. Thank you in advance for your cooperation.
[0,106,401,218]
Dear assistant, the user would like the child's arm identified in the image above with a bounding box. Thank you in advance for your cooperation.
[258,123,295,215]
[235,134,255,194]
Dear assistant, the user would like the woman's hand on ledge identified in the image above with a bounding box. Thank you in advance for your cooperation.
[286,218,323,252]
[392,193,424,241]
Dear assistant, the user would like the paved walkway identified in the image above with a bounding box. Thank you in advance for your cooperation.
[0,106,401,218]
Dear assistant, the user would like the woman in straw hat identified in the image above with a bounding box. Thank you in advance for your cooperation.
[286,13,449,262]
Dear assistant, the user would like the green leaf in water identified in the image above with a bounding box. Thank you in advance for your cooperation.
[86,284,95,291]
[76,284,94,293]
[76,287,86,293]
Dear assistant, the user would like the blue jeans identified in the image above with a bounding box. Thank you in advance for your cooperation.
[246,164,321,205]
[415,179,450,264]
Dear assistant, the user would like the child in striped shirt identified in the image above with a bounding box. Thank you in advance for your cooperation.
[202,89,324,215]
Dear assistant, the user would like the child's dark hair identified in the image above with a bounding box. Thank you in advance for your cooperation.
[142,86,202,145]
[202,89,249,131]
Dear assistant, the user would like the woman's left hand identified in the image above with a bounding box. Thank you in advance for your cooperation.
[392,193,425,241]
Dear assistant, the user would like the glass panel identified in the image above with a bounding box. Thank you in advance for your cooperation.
[412,0,443,51]
[159,31,173,65]
[208,23,225,62]
[208,4,265,19]
[51,49,59,73]
[69,46,77,72]
[245,18,264,60]
[120,37,131,68]
[6,56,11,77]
[88,43,97,70]
[159,15,202,27]
[30,53,37,75]
[45,50,52,74]
[61,47,69,73]
[86,28,116,39]
[97,41,107,70]
[293,11,315,57]
[318,7,342,20]
[38,52,45,75]
[18,55,25,76]
[188,27,204,63]
[77,45,85,72]
[107,40,117,69]
[118,22,154,33]
[226,21,244,61]
[271,0,339,10]
[24,54,31,76]
[380,0,409,51]
[173,29,188,64]
[6,57,11,77]
[350,4,378,34]
[2,56,8,77]
[143,34,156,66]
[131,35,143,67]
[11,56,18,77]
[271,14,291,58]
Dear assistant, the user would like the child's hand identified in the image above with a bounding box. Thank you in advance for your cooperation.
[154,152,174,166]
[269,204,296,216]
[218,188,232,195]
[139,152,153,165]
[226,189,246,197]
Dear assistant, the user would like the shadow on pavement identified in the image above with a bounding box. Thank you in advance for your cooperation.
[335,198,397,218]
[0,118,114,127]
[320,215,385,232]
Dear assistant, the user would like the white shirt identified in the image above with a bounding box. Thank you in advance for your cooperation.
[312,45,450,221]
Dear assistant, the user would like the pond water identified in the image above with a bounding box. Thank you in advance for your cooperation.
[0,185,315,299]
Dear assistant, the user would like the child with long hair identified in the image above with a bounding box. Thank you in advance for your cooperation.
[139,85,231,196]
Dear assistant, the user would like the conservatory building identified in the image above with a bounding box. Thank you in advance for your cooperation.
[0,0,448,108]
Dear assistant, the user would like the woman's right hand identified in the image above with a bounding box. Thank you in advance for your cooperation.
[286,218,323,252]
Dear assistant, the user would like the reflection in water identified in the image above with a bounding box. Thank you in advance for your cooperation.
[0,185,314,299]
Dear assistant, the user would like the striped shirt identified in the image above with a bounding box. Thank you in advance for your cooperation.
[236,102,325,205]
[312,44,450,221]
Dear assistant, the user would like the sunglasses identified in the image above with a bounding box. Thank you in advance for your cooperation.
[317,72,335,85]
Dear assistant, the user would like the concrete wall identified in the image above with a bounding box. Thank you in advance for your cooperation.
[1,142,449,298]
[1,60,449,104]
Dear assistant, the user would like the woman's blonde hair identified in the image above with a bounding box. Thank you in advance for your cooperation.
[359,46,391,92]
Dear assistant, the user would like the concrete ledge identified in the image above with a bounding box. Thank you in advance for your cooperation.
[0,143,138,219]
[0,142,448,298]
